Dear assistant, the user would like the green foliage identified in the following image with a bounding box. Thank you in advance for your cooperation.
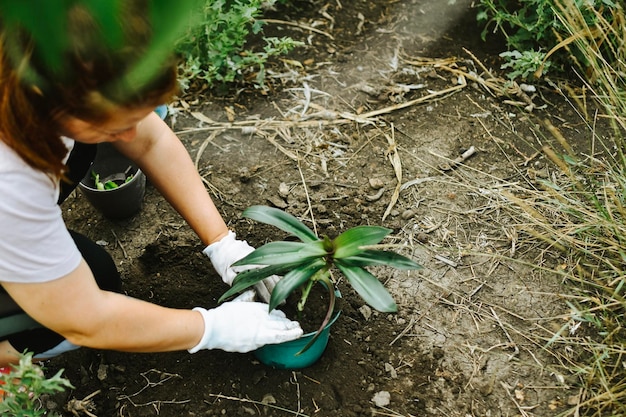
[220,205,423,313]
[175,0,303,89]
[499,49,551,80]
[219,205,422,354]
[91,170,133,190]
[0,0,202,93]
[0,1,299,92]
[0,352,73,416]
[477,0,621,80]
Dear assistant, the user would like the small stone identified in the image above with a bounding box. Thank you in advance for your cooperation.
[97,364,108,381]
[401,209,415,220]
[384,363,398,378]
[262,394,276,405]
[359,305,372,320]
[278,182,290,198]
[267,195,288,209]
[369,178,385,189]
[372,391,391,407]
[242,406,255,415]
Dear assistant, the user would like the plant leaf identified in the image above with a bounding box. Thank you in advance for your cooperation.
[218,264,295,303]
[336,264,397,312]
[337,250,423,270]
[269,259,327,311]
[232,241,327,266]
[242,205,318,242]
[333,226,392,259]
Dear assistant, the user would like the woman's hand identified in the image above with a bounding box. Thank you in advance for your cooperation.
[189,302,302,353]
[203,231,280,303]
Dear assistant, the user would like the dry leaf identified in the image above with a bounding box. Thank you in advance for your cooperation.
[191,112,216,124]
[225,106,235,122]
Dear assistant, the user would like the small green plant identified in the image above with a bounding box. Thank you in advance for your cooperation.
[175,0,302,90]
[91,170,134,191]
[499,49,551,80]
[0,352,73,416]
[477,0,622,80]
[219,205,423,353]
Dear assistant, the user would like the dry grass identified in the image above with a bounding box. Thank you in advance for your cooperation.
[496,2,626,415]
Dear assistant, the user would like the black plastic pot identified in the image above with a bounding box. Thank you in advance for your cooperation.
[78,143,146,219]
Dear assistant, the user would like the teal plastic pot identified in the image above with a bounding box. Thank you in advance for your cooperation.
[254,309,341,370]
[78,143,146,219]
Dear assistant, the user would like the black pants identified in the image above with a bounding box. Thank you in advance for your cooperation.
[0,230,122,355]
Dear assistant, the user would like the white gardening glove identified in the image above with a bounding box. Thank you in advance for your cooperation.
[203,231,280,303]
[188,302,303,353]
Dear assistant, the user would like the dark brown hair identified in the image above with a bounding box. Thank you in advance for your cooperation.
[0,3,178,178]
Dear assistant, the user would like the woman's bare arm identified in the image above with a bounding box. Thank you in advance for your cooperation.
[2,259,204,352]
[113,112,229,246]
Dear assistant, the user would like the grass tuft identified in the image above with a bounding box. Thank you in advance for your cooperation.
[492,1,626,415]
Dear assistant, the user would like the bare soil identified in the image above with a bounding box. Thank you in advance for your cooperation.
[48,0,588,416]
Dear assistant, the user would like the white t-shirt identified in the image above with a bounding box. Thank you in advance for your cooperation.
[0,138,82,283]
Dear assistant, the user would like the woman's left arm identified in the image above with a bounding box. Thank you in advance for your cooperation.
[113,112,229,246]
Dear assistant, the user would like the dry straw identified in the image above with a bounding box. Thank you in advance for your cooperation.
[500,2,626,415]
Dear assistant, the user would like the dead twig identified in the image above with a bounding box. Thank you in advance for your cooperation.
[382,124,402,222]
[262,18,334,39]
[438,146,477,171]
[500,381,539,417]
[358,79,467,120]
[66,390,101,417]
[434,254,458,268]
[389,317,416,346]
[110,229,127,259]
[259,130,300,161]
[490,307,520,360]
[399,176,440,192]
[194,131,219,170]
[117,369,189,410]
[297,153,318,237]
[206,394,309,416]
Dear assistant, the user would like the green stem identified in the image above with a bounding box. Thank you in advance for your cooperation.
[297,280,314,312]
[297,267,327,311]
[295,272,336,356]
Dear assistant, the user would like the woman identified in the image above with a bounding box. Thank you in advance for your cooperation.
[0,3,302,366]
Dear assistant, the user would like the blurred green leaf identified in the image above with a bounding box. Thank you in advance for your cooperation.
[0,0,202,89]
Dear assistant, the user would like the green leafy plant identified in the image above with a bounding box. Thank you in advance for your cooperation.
[499,49,551,80]
[91,170,134,191]
[219,205,423,353]
[0,352,73,416]
[477,0,621,80]
[175,0,302,90]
